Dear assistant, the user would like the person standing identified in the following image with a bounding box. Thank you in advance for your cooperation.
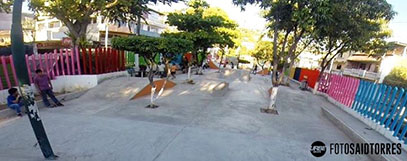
[170,64,177,79]
[34,69,64,108]
[253,64,258,74]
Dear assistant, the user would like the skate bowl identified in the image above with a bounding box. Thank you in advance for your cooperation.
[208,61,220,69]
[257,69,270,75]
[131,79,176,100]
[210,81,229,97]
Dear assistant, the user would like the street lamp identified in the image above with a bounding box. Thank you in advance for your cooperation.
[10,0,57,159]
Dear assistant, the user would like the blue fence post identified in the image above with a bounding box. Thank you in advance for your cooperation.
[365,84,382,117]
[354,80,367,112]
[385,88,405,128]
[352,80,364,110]
[380,87,398,125]
[358,81,373,113]
[369,85,386,119]
[362,83,378,116]
[391,91,407,132]
[376,86,392,122]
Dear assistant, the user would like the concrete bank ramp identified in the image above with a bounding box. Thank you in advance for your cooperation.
[131,79,176,100]
[76,77,150,101]
[210,81,229,97]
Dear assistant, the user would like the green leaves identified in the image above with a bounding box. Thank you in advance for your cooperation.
[111,36,192,60]
[165,0,239,53]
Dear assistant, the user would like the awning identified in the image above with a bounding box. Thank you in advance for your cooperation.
[347,56,379,62]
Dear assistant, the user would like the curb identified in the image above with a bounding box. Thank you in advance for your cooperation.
[0,90,88,120]
[320,93,407,161]
[321,107,389,161]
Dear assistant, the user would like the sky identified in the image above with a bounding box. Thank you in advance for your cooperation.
[22,0,407,43]
[157,0,407,43]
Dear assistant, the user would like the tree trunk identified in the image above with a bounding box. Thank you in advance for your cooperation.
[136,16,141,36]
[218,48,225,73]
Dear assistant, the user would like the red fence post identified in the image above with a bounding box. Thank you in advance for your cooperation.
[122,50,125,70]
[75,47,81,75]
[54,50,59,77]
[39,54,44,72]
[0,70,3,90]
[71,48,75,75]
[1,56,11,88]
[81,48,87,74]
[59,49,65,75]
[44,53,50,78]
[95,48,99,74]
[108,48,110,72]
[31,54,37,72]
[49,53,55,79]
[9,56,18,86]
[65,49,71,75]
[24,54,33,84]
[114,49,117,71]
[88,48,92,74]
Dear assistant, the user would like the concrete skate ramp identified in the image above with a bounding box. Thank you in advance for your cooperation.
[257,69,270,75]
[131,79,176,100]
[208,61,220,69]
[210,81,229,96]
[238,70,251,82]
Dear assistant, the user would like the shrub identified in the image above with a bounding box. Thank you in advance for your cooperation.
[383,58,407,89]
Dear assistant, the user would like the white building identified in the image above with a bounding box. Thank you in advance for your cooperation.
[34,10,166,49]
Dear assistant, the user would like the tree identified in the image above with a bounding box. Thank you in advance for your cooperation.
[234,0,320,86]
[0,0,12,13]
[165,0,238,80]
[28,0,178,46]
[312,0,395,89]
[112,36,192,108]
[251,40,273,70]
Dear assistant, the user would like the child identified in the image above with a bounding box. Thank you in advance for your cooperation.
[34,69,64,108]
[7,88,23,116]
[170,64,177,79]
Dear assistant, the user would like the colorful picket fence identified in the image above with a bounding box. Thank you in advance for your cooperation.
[318,73,407,144]
[0,55,19,90]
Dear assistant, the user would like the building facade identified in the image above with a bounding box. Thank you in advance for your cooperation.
[34,11,166,50]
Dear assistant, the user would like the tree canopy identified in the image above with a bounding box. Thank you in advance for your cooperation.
[164,0,239,66]
[234,0,395,84]
[28,0,179,46]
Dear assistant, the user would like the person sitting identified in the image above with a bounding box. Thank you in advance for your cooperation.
[34,69,64,108]
[300,76,309,90]
[7,88,23,117]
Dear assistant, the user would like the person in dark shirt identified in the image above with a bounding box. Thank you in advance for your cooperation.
[7,88,23,116]
[34,69,63,108]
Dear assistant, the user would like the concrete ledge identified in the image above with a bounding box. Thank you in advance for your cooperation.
[210,81,229,97]
[0,90,88,120]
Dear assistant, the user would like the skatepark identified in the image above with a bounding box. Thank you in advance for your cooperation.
[0,69,370,161]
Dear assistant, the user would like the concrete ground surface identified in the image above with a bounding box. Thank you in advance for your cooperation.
[0,69,369,161]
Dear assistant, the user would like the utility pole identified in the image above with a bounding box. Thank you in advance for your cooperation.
[10,0,57,159]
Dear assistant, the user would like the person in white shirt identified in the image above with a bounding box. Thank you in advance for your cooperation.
[158,62,165,78]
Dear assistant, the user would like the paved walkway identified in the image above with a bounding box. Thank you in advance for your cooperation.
[0,70,369,161]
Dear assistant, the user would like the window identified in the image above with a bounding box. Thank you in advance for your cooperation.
[336,65,342,70]
[48,21,60,28]
[38,23,45,30]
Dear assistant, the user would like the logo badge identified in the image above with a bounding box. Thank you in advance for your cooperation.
[310,141,326,157]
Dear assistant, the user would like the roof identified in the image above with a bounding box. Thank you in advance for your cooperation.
[347,55,379,62]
